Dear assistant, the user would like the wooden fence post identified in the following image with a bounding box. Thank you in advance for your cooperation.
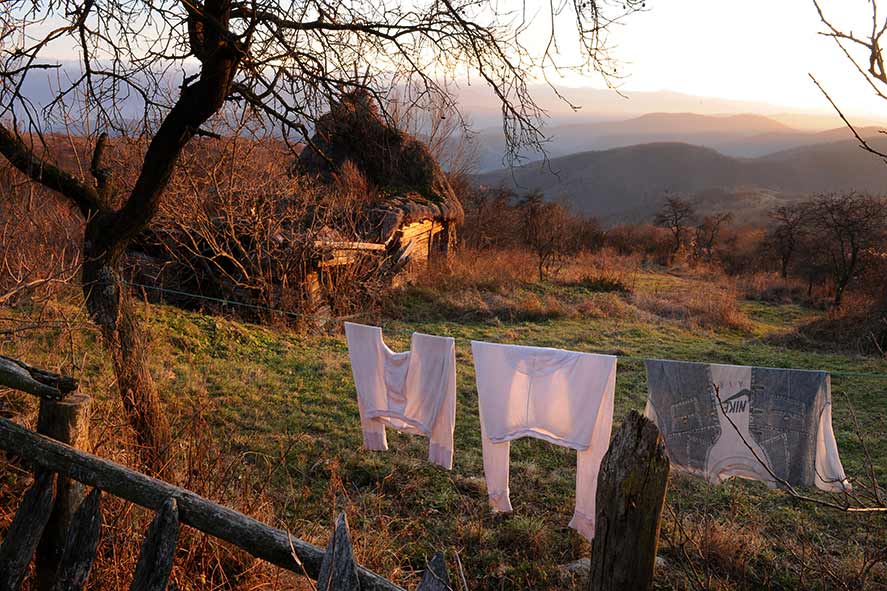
[130,497,180,591]
[34,392,91,591]
[317,513,360,591]
[588,410,670,591]
[53,488,103,591]
[0,471,57,591]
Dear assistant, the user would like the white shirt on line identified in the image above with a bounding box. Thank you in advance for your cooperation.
[344,322,456,470]
[472,340,616,541]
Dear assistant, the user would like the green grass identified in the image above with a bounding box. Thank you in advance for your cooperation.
[2,268,886,590]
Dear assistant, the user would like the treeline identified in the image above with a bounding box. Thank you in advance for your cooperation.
[462,185,887,312]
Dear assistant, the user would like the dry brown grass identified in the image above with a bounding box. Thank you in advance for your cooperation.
[632,277,754,332]
[388,248,643,323]
[559,249,640,293]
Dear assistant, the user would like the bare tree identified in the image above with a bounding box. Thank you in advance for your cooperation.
[654,196,697,264]
[766,204,809,278]
[0,0,643,473]
[807,193,886,308]
[518,192,579,281]
[812,0,887,160]
[692,212,732,263]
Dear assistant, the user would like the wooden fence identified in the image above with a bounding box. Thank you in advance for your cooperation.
[0,355,669,591]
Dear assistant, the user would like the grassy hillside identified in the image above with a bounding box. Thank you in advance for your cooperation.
[1,255,886,589]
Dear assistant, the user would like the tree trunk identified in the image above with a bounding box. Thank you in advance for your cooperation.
[588,411,669,591]
[83,225,172,479]
[833,278,847,308]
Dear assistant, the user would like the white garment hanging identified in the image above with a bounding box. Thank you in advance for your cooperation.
[472,341,616,541]
[344,322,456,469]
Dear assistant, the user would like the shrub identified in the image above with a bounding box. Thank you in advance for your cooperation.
[632,281,753,331]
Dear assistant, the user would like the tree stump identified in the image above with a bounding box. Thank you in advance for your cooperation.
[588,410,670,591]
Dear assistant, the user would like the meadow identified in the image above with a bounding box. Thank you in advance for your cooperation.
[1,249,885,590]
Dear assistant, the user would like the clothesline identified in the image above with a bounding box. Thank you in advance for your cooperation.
[122,280,887,381]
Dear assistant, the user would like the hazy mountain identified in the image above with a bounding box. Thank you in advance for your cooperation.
[455,84,887,130]
[469,111,884,171]
[474,136,887,224]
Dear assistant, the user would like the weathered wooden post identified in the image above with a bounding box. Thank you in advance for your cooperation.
[34,393,91,591]
[0,471,57,591]
[317,512,360,591]
[588,410,670,591]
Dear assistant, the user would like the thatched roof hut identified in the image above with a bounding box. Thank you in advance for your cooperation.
[297,89,463,273]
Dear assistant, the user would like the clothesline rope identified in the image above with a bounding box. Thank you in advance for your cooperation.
[121,281,887,382]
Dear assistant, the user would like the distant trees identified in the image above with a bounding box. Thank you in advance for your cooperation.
[807,193,887,307]
[693,213,733,263]
[654,196,697,262]
[767,204,809,278]
[764,193,887,307]
[518,193,581,281]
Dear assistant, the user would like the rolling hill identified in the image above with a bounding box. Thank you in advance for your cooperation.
[470,112,882,172]
[474,136,887,224]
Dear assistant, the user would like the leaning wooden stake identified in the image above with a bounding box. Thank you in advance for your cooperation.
[317,513,360,591]
[416,552,451,591]
[130,497,180,591]
[0,471,57,591]
[588,410,670,591]
[35,393,91,591]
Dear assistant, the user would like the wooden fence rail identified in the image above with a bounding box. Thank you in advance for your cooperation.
[1,355,670,590]
[0,415,433,590]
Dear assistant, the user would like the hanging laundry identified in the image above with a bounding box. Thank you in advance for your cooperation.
[344,322,456,470]
[472,341,616,541]
[644,360,850,492]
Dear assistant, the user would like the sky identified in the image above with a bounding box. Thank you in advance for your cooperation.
[15,0,887,126]
[561,0,885,119]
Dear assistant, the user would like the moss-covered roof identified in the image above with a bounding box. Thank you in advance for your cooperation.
[296,90,463,233]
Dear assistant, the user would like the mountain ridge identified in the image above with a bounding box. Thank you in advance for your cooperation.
[469,111,882,171]
[473,135,887,224]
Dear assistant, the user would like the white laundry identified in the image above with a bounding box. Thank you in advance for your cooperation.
[472,341,616,541]
[344,322,456,469]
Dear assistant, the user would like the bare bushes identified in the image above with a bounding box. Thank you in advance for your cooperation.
[134,130,387,326]
[606,224,673,265]
[0,162,81,306]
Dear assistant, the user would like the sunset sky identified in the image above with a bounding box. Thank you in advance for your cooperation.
[19,0,887,124]
[553,0,885,119]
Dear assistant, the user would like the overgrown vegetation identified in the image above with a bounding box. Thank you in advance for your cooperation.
[3,245,886,589]
[4,138,887,587]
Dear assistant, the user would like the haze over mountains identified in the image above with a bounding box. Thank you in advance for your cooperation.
[470,112,884,171]
[474,119,887,224]
[13,71,887,225]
